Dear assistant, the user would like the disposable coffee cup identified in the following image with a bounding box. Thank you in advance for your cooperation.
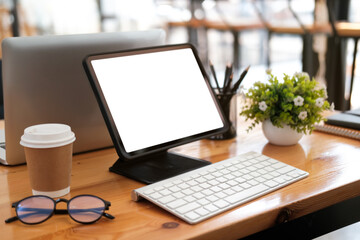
[20,124,76,198]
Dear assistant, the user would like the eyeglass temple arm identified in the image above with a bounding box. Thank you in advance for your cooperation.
[5,202,20,223]
[5,216,19,223]
[103,212,115,219]
[103,200,115,219]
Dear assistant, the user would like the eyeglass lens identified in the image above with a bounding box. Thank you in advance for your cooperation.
[68,196,105,223]
[17,196,54,224]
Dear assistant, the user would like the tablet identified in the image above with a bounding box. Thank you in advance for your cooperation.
[83,44,228,183]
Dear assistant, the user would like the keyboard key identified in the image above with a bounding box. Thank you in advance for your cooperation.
[182,189,194,195]
[287,170,301,178]
[243,174,253,180]
[270,171,280,177]
[197,198,210,206]
[149,192,162,199]
[277,165,295,174]
[190,173,201,179]
[255,176,266,183]
[212,172,222,177]
[200,183,211,189]
[159,195,176,204]
[210,186,222,193]
[191,186,203,192]
[184,196,196,202]
[228,166,238,172]
[185,211,200,220]
[248,179,259,186]
[273,162,287,169]
[193,192,205,199]
[224,184,269,204]
[219,183,231,190]
[144,189,154,195]
[204,204,219,212]
[187,180,198,186]
[235,177,246,183]
[154,186,164,191]
[227,180,238,186]
[176,202,201,214]
[217,177,228,183]
[167,199,187,209]
[273,176,287,184]
[194,177,207,183]
[264,180,278,188]
[256,155,269,161]
[250,172,260,178]
[178,183,190,189]
[173,192,185,199]
[223,188,236,196]
[214,199,230,208]
[204,174,215,180]
[239,182,251,189]
[231,185,244,192]
[208,179,220,186]
[202,189,214,196]
[169,186,181,192]
[224,174,236,180]
[195,208,210,216]
[215,192,228,199]
[206,195,219,202]
[159,188,172,195]
[164,182,174,188]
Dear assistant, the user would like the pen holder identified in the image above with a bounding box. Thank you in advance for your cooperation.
[209,92,237,140]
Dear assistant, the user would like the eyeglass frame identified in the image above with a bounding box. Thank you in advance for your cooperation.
[5,194,115,225]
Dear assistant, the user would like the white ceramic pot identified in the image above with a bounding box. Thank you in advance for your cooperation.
[262,119,303,146]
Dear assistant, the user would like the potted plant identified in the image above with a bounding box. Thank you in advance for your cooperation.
[240,70,334,145]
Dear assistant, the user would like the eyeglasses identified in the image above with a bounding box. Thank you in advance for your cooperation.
[5,194,115,225]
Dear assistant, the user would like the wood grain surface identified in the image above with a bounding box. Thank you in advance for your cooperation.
[1,117,360,240]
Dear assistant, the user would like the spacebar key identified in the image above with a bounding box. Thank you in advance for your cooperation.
[225,184,269,204]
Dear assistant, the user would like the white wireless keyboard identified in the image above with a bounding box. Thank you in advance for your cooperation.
[131,151,309,224]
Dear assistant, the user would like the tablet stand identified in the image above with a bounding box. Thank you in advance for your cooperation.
[109,151,211,184]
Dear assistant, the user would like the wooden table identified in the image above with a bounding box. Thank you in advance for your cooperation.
[1,118,360,240]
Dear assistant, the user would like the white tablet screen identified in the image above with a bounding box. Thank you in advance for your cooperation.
[90,48,224,153]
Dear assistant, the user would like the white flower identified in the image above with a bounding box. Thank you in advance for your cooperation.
[293,96,304,106]
[294,72,310,80]
[315,98,324,107]
[302,72,310,80]
[259,101,268,111]
[330,102,335,111]
[298,111,308,120]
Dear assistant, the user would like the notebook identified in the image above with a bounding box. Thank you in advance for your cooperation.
[1,30,165,165]
[325,108,360,130]
[315,123,360,140]
[314,109,360,140]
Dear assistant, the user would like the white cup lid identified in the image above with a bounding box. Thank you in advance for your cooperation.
[20,123,76,148]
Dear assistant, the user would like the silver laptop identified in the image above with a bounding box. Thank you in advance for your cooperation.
[1,30,166,165]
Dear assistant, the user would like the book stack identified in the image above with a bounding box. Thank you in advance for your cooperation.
[315,109,360,140]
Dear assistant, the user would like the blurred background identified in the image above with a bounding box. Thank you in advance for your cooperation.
[0,0,359,110]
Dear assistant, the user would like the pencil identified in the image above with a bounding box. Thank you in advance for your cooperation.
[209,60,221,93]
[223,72,234,94]
[223,63,232,91]
[231,65,250,94]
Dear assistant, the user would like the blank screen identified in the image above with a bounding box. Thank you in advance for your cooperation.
[91,48,224,153]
